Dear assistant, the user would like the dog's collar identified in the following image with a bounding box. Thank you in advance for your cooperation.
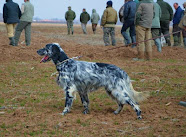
[56,56,82,66]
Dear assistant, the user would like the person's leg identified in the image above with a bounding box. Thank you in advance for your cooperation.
[145,28,152,60]
[161,21,171,46]
[173,24,179,46]
[136,25,145,59]
[103,27,110,46]
[70,21,74,35]
[121,22,130,45]
[182,29,186,48]
[5,23,15,46]
[130,22,136,48]
[110,27,116,46]
[84,23,87,34]
[152,28,162,52]
[67,21,70,35]
[14,21,27,46]
[24,22,32,46]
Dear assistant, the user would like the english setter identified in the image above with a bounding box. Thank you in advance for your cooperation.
[37,43,149,119]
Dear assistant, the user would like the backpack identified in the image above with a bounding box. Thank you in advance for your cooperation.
[119,5,124,23]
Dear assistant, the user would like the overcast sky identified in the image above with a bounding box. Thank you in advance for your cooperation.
[0,0,185,19]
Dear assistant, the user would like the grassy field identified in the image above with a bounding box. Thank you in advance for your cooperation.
[0,23,186,136]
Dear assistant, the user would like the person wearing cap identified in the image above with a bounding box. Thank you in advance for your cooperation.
[3,0,21,46]
[179,2,186,48]
[101,1,118,46]
[65,6,76,35]
[172,3,184,46]
[80,8,90,34]
[14,0,34,46]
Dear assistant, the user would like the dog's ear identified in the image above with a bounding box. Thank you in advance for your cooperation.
[52,45,61,54]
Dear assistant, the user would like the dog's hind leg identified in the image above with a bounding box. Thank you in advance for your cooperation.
[114,102,123,115]
[126,99,142,119]
[79,93,90,114]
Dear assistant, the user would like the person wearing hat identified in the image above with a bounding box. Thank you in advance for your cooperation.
[101,1,118,46]
[179,2,186,48]
[14,0,34,46]
[65,6,76,35]
[80,8,90,34]
[3,0,21,46]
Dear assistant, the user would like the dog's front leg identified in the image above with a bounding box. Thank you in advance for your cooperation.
[62,90,74,115]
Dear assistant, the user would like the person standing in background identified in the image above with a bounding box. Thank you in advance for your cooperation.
[151,1,162,52]
[101,1,118,46]
[135,0,154,60]
[178,2,186,48]
[157,0,173,46]
[80,8,90,34]
[14,0,34,46]
[91,9,100,34]
[172,3,183,46]
[3,0,21,46]
[65,6,76,35]
[121,0,136,48]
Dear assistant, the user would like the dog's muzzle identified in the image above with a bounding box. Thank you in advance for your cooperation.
[37,48,50,63]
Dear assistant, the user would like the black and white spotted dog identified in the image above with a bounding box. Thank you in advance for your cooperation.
[37,43,149,119]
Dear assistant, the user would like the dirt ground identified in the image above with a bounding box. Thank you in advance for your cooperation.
[0,23,186,136]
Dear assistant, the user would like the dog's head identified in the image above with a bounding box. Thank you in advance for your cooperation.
[37,43,68,64]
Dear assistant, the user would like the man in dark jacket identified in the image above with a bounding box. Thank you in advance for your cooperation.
[173,3,183,46]
[157,0,173,46]
[121,0,136,48]
[65,6,76,35]
[3,0,21,46]
[80,8,90,34]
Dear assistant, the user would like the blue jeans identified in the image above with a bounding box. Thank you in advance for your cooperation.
[121,20,136,46]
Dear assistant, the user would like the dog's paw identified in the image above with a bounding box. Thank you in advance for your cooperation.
[113,111,119,115]
[83,109,89,114]
[137,116,142,120]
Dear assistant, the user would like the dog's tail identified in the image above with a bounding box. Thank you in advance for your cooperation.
[130,83,150,103]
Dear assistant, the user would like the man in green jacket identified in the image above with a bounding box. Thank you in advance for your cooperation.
[157,0,173,46]
[65,6,76,35]
[101,1,118,46]
[14,0,34,46]
[80,8,90,34]
[135,0,154,60]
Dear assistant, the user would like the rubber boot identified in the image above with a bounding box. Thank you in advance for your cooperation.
[166,38,171,46]
[146,51,152,61]
[173,36,178,46]
[154,38,162,52]
[9,37,15,46]
[184,38,186,49]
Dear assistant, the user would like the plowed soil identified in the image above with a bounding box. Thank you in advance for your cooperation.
[0,23,186,136]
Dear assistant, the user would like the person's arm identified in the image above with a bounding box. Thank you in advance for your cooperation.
[80,13,82,22]
[167,3,173,21]
[115,11,118,24]
[65,12,67,20]
[18,5,22,19]
[88,14,90,21]
[123,3,129,20]
[74,12,76,20]
[21,4,24,14]
[101,10,107,26]
[135,3,142,25]
[3,4,8,23]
